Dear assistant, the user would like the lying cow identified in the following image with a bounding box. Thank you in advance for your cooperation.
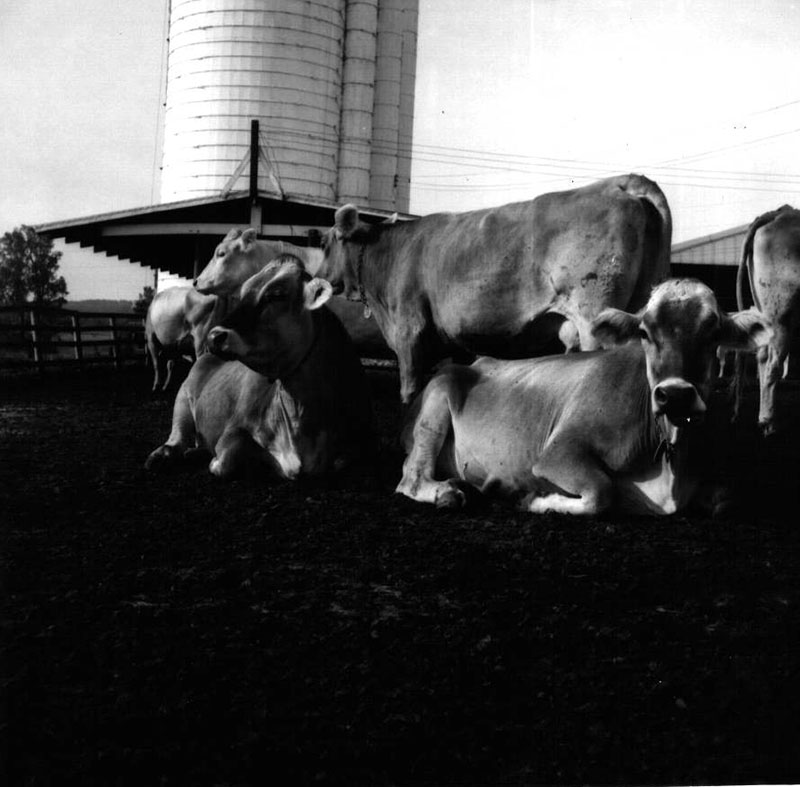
[396,279,769,516]
[144,286,225,392]
[145,255,374,480]
[315,173,673,402]
[734,204,800,435]
[195,227,391,358]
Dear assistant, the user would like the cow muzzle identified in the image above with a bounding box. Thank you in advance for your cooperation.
[652,379,706,427]
[194,277,214,294]
[207,327,239,358]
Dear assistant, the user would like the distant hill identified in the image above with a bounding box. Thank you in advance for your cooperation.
[67,300,135,313]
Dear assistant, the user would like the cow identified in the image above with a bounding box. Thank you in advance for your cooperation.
[194,230,324,294]
[315,173,673,403]
[194,227,391,358]
[144,286,226,392]
[734,205,800,435]
[144,255,374,480]
[396,279,769,516]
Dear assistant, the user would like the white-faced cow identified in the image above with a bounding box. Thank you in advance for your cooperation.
[734,204,800,435]
[315,173,673,402]
[195,227,391,358]
[145,255,374,480]
[396,280,769,516]
[144,286,226,392]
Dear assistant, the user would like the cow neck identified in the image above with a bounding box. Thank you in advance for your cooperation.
[355,244,371,316]
[274,323,319,385]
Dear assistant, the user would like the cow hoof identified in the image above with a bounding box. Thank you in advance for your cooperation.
[435,484,466,509]
[144,446,175,471]
[759,419,777,438]
[209,457,235,479]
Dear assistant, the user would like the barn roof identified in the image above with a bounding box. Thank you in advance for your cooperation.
[35,190,415,280]
[671,223,750,267]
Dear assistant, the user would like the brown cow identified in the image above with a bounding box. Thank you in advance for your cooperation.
[145,255,374,480]
[144,286,225,392]
[315,173,672,402]
[734,204,800,435]
[397,280,768,515]
[195,227,391,358]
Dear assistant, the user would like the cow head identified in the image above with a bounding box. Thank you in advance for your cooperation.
[316,205,398,300]
[206,255,333,379]
[195,228,261,295]
[591,279,770,431]
[195,229,325,296]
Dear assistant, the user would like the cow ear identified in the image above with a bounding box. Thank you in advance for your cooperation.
[591,308,641,346]
[303,277,333,311]
[239,228,258,249]
[334,204,359,239]
[720,308,772,350]
[223,227,242,242]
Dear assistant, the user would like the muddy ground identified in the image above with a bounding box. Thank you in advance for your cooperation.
[2,363,800,786]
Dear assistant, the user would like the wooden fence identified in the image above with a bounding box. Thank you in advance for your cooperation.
[0,305,145,371]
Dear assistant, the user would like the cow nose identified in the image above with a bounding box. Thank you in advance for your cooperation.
[653,380,706,425]
[208,328,227,352]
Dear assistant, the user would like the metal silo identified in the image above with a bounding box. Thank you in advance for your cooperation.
[160,0,418,212]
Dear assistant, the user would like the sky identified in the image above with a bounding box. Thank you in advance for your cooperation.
[2,0,800,300]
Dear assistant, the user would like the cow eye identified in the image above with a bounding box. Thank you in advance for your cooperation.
[638,328,650,342]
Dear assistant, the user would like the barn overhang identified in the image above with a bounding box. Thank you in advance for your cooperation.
[35,191,416,280]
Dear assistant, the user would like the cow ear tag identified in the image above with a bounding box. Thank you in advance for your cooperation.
[363,305,372,319]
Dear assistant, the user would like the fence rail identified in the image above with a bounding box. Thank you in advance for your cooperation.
[0,305,145,370]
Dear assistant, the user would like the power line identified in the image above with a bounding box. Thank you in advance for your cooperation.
[264,129,800,194]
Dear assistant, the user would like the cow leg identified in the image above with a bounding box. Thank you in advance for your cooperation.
[209,427,262,479]
[151,349,168,393]
[395,375,465,508]
[523,440,613,515]
[757,326,789,436]
[162,358,176,392]
[731,350,747,423]
[392,316,429,404]
[144,386,197,470]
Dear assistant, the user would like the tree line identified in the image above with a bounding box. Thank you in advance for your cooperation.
[0,226,68,307]
[0,225,153,314]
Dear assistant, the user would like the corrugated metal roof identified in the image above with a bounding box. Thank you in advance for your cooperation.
[671,223,751,267]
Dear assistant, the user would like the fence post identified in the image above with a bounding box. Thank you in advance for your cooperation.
[29,308,44,372]
[108,316,119,369]
[71,313,83,368]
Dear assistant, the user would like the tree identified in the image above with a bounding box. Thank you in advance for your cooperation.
[133,285,155,316]
[0,225,68,307]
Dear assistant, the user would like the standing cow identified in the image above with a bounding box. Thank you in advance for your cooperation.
[397,279,769,516]
[195,228,391,359]
[314,173,672,402]
[734,204,800,435]
[145,255,374,480]
[144,286,226,392]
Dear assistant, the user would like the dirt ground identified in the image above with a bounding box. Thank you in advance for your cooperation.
[2,363,800,786]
